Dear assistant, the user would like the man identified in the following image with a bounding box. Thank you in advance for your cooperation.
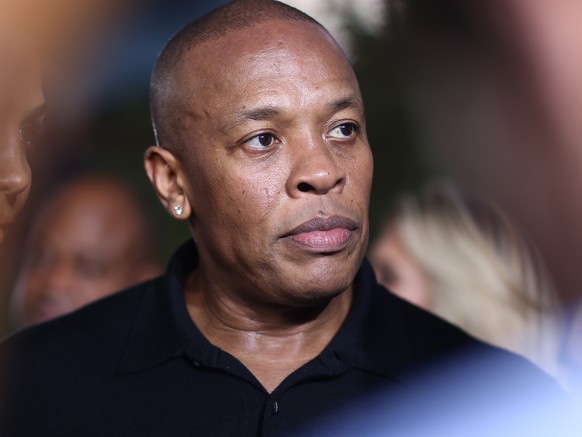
[10,175,161,328]
[0,1,569,435]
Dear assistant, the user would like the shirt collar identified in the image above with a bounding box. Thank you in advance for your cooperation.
[119,239,205,374]
[318,258,416,379]
[119,239,417,379]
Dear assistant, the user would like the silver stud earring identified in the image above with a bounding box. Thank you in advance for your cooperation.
[173,204,183,216]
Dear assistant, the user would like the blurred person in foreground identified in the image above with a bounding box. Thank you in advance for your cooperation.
[369,183,564,378]
[0,22,45,245]
[9,174,161,329]
[0,0,140,267]
[0,1,573,435]
[560,299,582,401]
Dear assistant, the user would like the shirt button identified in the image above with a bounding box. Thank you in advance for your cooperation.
[272,401,279,414]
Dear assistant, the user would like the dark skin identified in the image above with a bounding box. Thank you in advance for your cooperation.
[0,30,44,243]
[146,20,373,393]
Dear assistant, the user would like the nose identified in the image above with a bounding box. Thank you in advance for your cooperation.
[0,141,31,208]
[286,137,346,197]
[0,170,29,199]
[37,261,76,298]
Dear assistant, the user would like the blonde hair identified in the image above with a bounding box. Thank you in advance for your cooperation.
[388,183,562,375]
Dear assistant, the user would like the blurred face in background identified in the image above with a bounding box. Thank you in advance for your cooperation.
[11,180,160,327]
[0,32,44,244]
[369,226,433,309]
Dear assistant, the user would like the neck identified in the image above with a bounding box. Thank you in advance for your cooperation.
[184,270,353,393]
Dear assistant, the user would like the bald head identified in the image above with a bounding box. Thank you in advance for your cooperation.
[150,0,328,154]
[11,175,161,327]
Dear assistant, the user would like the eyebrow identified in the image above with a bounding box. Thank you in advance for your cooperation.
[25,103,47,122]
[221,95,364,133]
[328,96,363,114]
[233,106,280,123]
[234,96,362,122]
[217,106,280,134]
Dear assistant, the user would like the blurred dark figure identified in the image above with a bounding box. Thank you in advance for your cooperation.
[10,175,161,328]
[369,183,563,378]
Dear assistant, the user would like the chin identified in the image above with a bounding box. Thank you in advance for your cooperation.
[302,287,347,303]
[285,273,354,306]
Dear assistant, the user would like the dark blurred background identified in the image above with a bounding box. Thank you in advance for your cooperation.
[3,0,582,335]
[0,0,229,333]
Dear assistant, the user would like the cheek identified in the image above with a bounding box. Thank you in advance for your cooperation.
[22,282,39,304]
[345,148,373,205]
[214,164,286,220]
[359,148,374,191]
[249,171,285,210]
[23,273,46,296]
[14,183,31,213]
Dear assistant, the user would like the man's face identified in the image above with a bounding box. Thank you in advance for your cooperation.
[0,37,44,243]
[12,185,157,326]
[175,20,373,305]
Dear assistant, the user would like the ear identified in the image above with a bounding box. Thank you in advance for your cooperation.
[144,146,192,220]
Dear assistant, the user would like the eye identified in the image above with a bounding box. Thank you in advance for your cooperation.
[19,123,39,146]
[19,118,45,148]
[244,133,277,150]
[328,123,358,140]
[29,248,55,271]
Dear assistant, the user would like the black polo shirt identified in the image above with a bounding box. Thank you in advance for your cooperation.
[0,240,562,436]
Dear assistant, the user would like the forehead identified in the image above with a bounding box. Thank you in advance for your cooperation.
[0,17,39,77]
[0,37,43,113]
[178,19,358,109]
[208,19,344,62]
[34,186,136,251]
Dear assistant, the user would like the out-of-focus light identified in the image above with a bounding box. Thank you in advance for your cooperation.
[281,0,385,55]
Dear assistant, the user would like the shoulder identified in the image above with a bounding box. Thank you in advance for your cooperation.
[365,281,562,382]
[0,277,161,381]
[356,258,474,354]
[0,278,164,432]
[367,282,479,352]
[331,281,579,436]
